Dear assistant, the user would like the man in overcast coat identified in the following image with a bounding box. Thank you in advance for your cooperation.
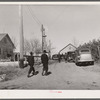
[41,50,49,76]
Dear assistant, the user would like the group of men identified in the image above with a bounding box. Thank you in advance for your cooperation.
[58,53,66,63]
[27,50,49,78]
[58,53,68,63]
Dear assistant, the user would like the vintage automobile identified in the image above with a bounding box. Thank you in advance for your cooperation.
[52,54,58,60]
[75,49,94,66]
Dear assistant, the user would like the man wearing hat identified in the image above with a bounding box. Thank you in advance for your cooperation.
[41,50,49,76]
[27,52,36,77]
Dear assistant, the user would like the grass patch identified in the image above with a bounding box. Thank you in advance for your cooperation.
[0,65,28,82]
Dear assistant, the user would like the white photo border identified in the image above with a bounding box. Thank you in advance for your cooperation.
[0,1,100,99]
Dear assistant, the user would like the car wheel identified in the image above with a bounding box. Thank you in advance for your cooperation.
[75,63,77,66]
[76,62,79,66]
[91,61,94,65]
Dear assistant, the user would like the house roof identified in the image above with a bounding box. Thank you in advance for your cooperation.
[0,34,7,41]
[59,43,77,53]
[0,33,15,48]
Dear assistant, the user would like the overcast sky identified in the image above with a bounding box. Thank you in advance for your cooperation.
[0,4,100,54]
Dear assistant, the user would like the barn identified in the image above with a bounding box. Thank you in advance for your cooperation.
[0,33,15,60]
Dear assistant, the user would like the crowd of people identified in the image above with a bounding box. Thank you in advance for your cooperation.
[58,52,76,63]
[58,53,67,63]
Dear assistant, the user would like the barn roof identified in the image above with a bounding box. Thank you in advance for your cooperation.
[0,33,15,48]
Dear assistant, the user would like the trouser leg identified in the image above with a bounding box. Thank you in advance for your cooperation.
[45,64,48,73]
[28,66,32,75]
[43,63,48,74]
[28,65,35,75]
[31,65,35,73]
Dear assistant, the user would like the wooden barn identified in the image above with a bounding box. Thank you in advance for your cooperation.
[0,33,15,60]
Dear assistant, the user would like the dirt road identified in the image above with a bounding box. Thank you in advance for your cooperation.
[0,61,100,90]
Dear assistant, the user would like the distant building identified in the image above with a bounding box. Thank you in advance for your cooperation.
[13,51,20,61]
[59,43,77,54]
[0,33,15,60]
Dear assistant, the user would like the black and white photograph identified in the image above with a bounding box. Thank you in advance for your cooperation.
[0,2,100,92]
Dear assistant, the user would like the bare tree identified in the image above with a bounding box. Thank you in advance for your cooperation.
[47,40,56,52]
[72,37,79,48]
[46,40,56,59]
[33,38,42,55]
[24,39,31,54]
[24,38,42,55]
[30,39,35,52]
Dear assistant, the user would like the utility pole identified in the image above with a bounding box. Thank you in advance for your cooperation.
[41,24,43,53]
[19,5,24,68]
[41,24,47,53]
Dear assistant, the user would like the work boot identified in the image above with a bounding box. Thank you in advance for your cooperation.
[33,71,39,75]
[27,74,30,78]
[42,70,46,76]
[45,71,48,76]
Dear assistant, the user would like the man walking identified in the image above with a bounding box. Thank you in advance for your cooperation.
[41,50,49,76]
[27,52,37,77]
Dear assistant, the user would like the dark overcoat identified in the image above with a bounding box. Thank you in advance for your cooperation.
[27,56,34,66]
[41,53,48,64]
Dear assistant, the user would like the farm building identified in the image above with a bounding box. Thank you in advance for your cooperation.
[59,43,77,54]
[0,33,15,60]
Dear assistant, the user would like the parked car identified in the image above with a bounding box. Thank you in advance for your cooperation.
[75,49,94,66]
[52,54,58,60]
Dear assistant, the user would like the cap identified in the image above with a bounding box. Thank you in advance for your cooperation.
[30,52,33,55]
[43,50,47,53]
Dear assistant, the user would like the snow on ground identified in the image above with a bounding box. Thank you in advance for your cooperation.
[0,61,100,90]
[0,61,19,67]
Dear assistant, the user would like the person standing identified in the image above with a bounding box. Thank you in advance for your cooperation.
[64,52,68,63]
[41,50,49,76]
[58,53,61,63]
[27,52,36,77]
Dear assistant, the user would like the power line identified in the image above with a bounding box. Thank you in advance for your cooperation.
[24,6,37,27]
[49,6,69,28]
[27,6,40,25]
[30,6,42,25]
[24,6,36,34]
[27,6,41,26]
